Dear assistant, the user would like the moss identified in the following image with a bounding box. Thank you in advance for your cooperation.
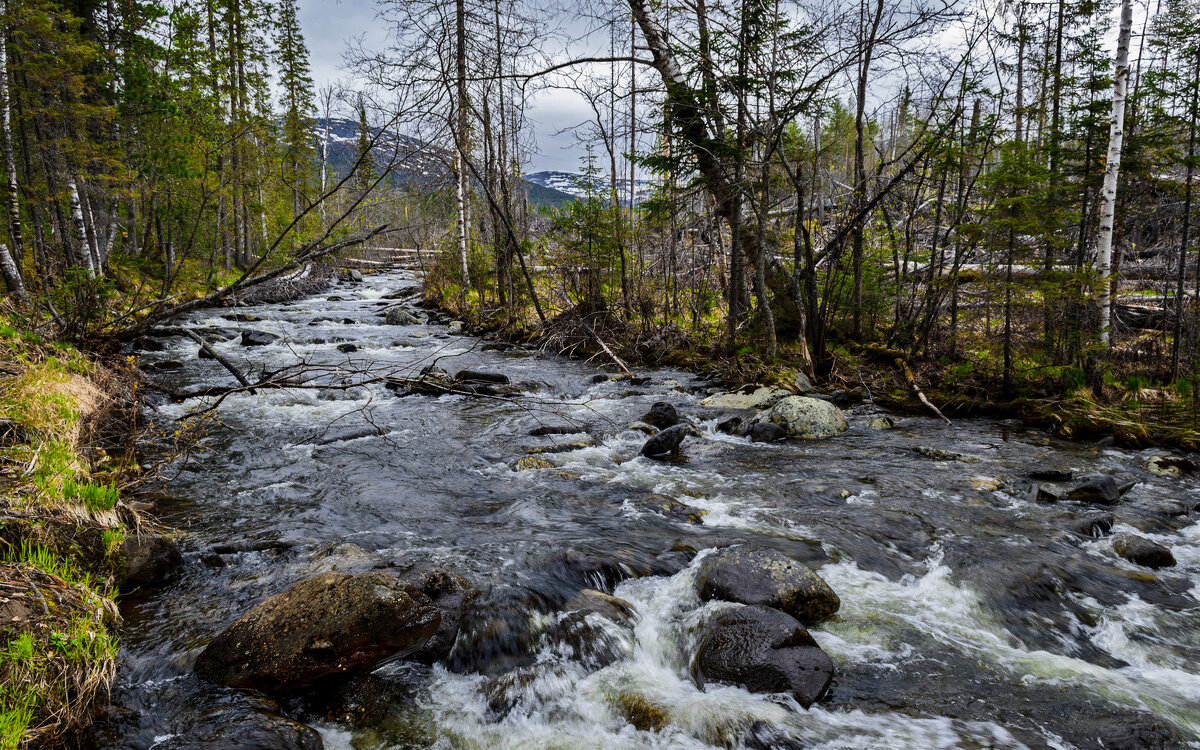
[615,693,668,732]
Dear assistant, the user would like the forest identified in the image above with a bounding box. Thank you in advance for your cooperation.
[1,0,1200,747]
[0,0,1198,436]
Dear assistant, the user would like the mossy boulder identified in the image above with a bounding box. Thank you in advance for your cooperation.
[194,572,439,693]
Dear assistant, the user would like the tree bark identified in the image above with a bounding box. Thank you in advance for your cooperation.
[1095,0,1134,348]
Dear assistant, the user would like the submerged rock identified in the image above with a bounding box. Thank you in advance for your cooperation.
[563,589,636,623]
[1112,533,1176,569]
[1063,513,1114,538]
[512,456,554,471]
[631,493,706,524]
[748,422,787,443]
[194,572,440,693]
[641,424,692,457]
[1029,469,1074,482]
[1066,476,1122,505]
[640,401,679,429]
[122,533,182,586]
[753,396,848,440]
[384,308,422,326]
[695,546,839,625]
[693,605,833,708]
[240,330,278,347]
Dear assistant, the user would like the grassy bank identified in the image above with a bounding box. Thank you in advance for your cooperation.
[0,317,139,748]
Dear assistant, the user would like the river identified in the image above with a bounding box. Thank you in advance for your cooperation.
[94,269,1200,750]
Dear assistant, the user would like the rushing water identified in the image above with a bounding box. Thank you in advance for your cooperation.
[94,270,1200,750]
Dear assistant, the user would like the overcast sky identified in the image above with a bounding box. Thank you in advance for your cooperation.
[296,0,592,174]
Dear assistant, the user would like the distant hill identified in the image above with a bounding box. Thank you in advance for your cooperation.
[313,118,576,209]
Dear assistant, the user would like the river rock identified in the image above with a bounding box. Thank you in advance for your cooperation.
[1027,484,1061,504]
[632,493,705,524]
[123,533,183,586]
[524,436,600,454]
[512,456,554,471]
[194,572,440,692]
[529,425,585,436]
[866,415,898,430]
[625,421,658,436]
[397,566,478,664]
[448,321,465,334]
[693,605,833,708]
[1062,513,1114,538]
[149,702,325,750]
[346,269,364,282]
[793,372,815,394]
[336,343,358,353]
[695,546,839,625]
[641,424,691,457]
[1112,534,1176,569]
[1030,469,1074,481]
[563,589,636,623]
[752,396,848,440]
[748,422,787,443]
[1066,476,1121,505]
[640,402,679,429]
[716,416,748,436]
[240,330,278,347]
[1146,456,1198,478]
[384,309,422,326]
[455,369,510,385]
[701,385,791,410]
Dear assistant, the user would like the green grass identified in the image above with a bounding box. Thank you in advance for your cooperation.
[62,481,119,513]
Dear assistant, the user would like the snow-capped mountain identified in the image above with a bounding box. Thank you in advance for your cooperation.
[312,118,577,207]
[524,170,658,205]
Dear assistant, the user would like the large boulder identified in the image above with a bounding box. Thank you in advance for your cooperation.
[194,572,440,692]
[695,546,839,625]
[693,605,833,708]
[701,386,791,411]
[123,533,182,586]
[1112,534,1176,569]
[752,396,847,440]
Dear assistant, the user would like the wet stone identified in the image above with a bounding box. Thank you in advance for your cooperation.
[695,546,839,626]
[640,401,679,429]
[693,605,833,708]
[1066,476,1122,505]
[240,330,278,347]
[1112,533,1176,569]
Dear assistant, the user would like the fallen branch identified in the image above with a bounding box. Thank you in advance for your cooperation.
[590,327,634,378]
[172,328,256,392]
[864,344,952,425]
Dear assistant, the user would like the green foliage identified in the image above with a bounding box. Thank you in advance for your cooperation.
[62,481,119,513]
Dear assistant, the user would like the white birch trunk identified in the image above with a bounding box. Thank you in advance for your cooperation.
[67,179,95,274]
[455,149,471,287]
[0,242,26,302]
[1095,0,1134,347]
[0,0,22,265]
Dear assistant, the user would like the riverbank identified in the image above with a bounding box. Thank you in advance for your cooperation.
[0,317,178,748]
[422,287,1199,452]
